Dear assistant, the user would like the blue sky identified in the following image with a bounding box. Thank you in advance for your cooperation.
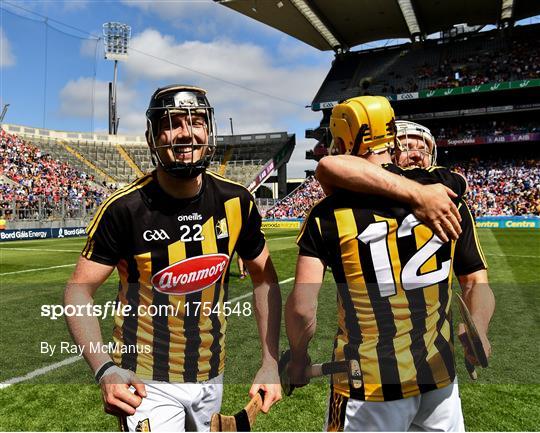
[1,1,538,176]
[1,0,337,176]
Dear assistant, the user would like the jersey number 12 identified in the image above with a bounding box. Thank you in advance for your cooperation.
[357,214,451,297]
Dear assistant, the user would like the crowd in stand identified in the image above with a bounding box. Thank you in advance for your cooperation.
[382,37,539,94]
[264,176,324,219]
[1,127,538,222]
[265,158,540,220]
[451,158,540,217]
[424,39,539,90]
[432,121,540,139]
[0,129,111,220]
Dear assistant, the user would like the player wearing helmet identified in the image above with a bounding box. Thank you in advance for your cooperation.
[320,112,462,243]
[65,85,282,431]
[315,116,495,427]
[145,85,216,179]
[394,120,437,168]
[286,96,471,431]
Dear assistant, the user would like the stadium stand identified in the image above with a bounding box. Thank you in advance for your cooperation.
[312,24,540,104]
[0,123,295,220]
[432,120,540,140]
[265,152,540,220]
[0,129,111,221]
[115,144,145,178]
[296,20,540,222]
[3,123,294,190]
[70,140,139,183]
[122,144,155,174]
[212,133,294,187]
[264,176,324,219]
[452,157,540,217]
[20,136,106,183]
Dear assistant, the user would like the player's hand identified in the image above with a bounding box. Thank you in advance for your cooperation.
[411,183,462,242]
[99,366,147,416]
[286,355,311,389]
[249,364,282,413]
[458,322,492,365]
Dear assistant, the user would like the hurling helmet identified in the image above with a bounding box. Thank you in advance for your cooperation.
[146,84,217,178]
[395,120,437,166]
[329,95,396,156]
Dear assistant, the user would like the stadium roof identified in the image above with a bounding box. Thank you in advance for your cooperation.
[215,0,540,51]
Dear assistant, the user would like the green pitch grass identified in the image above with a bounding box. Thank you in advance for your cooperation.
[0,228,538,431]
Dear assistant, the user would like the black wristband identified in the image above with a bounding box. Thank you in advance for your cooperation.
[95,361,116,384]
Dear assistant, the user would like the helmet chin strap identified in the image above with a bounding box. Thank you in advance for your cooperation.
[161,160,209,179]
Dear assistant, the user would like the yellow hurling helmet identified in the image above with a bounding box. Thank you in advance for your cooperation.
[329,95,396,156]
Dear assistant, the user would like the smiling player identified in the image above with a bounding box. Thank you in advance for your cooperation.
[64,85,282,431]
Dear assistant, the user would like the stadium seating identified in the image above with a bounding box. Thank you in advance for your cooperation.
[312,24,540,104]
[0,126,296,220]
[451,157,540,217]
[265,176,325,219]
[72,141,138,183]
[123,144,155,174]
[0,129,111,221]
[264,156,540,220]
[22,136,105,182]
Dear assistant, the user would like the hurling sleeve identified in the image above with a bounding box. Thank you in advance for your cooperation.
[424,166,467,198]
[453,201,488,276]
[81,203,125,266]
[297,212,327,264]
[236,196,266,261]
[386,164,466,198]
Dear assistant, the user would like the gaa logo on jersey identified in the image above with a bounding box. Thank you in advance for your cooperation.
[151,253,230,295]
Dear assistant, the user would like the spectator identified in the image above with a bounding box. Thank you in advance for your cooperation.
[0,129,112,220]
[265,158,539,219]
[264,176,324,219]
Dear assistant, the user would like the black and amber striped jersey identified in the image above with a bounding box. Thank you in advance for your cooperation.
[297,164,468,402]
[454,200,488,275]
[82,170,265,383]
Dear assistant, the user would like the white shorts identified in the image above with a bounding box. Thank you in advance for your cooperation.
[120,374,223,432]
[325,379,464,432]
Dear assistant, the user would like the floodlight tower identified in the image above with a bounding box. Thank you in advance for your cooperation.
[103,22,131,135]
[0,104,9,126]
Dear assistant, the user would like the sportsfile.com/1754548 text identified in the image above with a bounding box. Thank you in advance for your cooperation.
[40,300,252,321]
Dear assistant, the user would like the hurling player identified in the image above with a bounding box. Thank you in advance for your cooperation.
[316,119,495,374]
[64,85,282,431]
[286,96,475,431]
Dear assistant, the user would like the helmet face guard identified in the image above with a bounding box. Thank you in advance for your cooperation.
[329,96,396,157]
[146,85,217,179]
[394,120,437,167]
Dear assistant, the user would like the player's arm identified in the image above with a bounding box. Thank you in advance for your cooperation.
[316,155,462,242]
[285,255,325,385]
[64,256,115,372]
[454,201,495,364]
[244,244,283,413]
[458,269,495,363]
[64,256,146,416]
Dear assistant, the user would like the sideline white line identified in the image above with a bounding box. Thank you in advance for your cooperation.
[0,263,76,276]
[267,236,296,242]
[0,240,294,253]
[0,276,296,389]
[0,248,80,253]
[0,355,82,389]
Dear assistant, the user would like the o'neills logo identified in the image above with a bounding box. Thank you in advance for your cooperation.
[151,254,229,295]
